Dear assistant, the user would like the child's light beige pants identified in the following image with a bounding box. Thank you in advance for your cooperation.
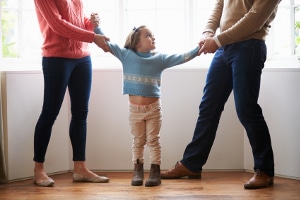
[129,100,162,165]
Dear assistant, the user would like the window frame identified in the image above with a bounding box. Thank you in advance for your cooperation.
[0,0,299,70]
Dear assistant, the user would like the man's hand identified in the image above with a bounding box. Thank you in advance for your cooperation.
[198,38,219,55]
[199,31,215,46]
[198,32,218,55]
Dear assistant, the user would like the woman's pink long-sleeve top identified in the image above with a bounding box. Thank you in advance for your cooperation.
[34,0,96,58]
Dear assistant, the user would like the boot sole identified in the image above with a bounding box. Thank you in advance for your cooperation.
[145,182,161,187]
[131,181,143,186]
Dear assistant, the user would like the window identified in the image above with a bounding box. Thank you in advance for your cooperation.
[268,0,300,56]
[0,0,299,69]
[87,0,200,58]
[1,0,42,61]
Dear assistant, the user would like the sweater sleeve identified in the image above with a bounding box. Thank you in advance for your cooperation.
[162,46,199,68]
[94,27,129,61]
[205,0,280,46]
[84,16,94,31]
[106,43,130,61]
[203,0,223,34]
[34,0,95,43]
[217,0,279,46]
[94,27,105,35]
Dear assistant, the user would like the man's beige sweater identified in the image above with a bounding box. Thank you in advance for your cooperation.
[204,0,280,46]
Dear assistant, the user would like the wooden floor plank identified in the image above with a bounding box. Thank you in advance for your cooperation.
[0,172,299,200]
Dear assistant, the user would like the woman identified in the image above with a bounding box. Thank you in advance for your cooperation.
[33,0,110,187]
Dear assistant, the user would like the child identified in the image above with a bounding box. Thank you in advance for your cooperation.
[94,25,199,187]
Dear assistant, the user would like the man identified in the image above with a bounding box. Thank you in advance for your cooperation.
[161,0,281,189]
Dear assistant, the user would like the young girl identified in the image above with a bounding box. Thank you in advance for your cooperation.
[94,25,199,187]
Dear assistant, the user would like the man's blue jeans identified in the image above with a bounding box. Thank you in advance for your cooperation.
[34,56,92,163]
[181,39,274,177]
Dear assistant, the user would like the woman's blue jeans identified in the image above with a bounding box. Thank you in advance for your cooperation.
[181,39,274,177]
[33,56,92,163]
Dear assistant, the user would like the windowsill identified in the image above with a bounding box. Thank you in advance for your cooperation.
[264,55,300,69]
[1,54,300,72]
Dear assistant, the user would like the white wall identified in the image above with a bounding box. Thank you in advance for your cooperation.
[244,68,300,179]
[5,71,70,180]
[86,69,244,171]
[3,67,300,181]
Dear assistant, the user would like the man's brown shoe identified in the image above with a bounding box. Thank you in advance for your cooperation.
[161,162,201,179]
[244,170,274,189]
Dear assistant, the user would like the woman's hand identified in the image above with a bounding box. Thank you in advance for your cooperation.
[94,34,110,52]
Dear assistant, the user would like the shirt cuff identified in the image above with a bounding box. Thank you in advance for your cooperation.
[203,29,215,34]
[213,36,222,47]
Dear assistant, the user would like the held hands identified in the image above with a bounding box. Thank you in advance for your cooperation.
[94,34,110,52]
[90,12,111,52]
[198,32,219,56]
[90,13,100,28]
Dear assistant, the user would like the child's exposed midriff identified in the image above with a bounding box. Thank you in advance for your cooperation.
[129,95,159,105]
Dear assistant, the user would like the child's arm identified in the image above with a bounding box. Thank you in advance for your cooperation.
[90,16,127,60]
[162,46,200,68]
[93,26,114,54]
[90,13,112,53]
[94,27,105,35]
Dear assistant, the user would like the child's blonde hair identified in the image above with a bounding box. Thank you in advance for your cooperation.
[124,25,146,52]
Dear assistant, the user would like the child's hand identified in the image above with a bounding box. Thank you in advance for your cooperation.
[90,13,100,28]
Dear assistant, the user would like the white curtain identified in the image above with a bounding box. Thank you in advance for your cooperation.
[0,73,7,181]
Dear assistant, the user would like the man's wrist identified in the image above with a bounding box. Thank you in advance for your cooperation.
[213,36,221,47]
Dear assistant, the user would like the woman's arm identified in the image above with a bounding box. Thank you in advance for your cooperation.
[34,0,95,42]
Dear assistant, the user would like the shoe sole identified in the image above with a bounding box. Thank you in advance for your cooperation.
[161,175,201,179]
[244,181,274,189]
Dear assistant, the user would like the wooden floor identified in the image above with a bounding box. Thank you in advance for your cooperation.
[0,171,299,200]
